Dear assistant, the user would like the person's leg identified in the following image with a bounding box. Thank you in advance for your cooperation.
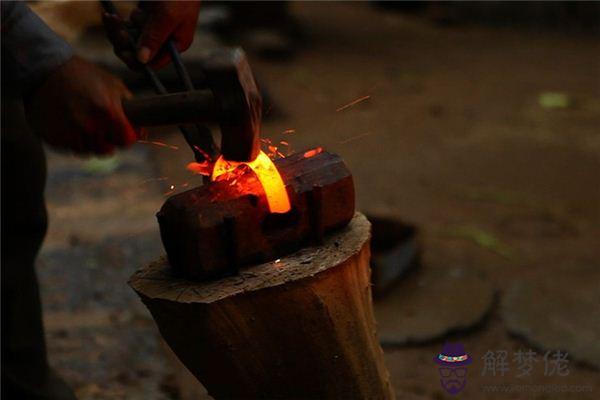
[1,91,75,400]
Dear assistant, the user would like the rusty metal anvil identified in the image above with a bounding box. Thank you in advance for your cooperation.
[157,149,356,281]
[123,48,261,162]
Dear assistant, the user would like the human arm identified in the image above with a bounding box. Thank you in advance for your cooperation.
[1,1,138,155]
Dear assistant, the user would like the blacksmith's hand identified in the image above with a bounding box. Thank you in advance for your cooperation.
[103,1,201,70]
[25,56,139,155]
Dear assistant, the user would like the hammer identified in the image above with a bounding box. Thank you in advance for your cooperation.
[100,1,261,163]
[123,48,262,163]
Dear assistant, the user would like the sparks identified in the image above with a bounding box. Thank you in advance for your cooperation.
[193,145,213,162]
[303,147,323,159]
[339,132,372,144]
[212,150,291,214]
[137,140,179,150]
[262,140,286,160]
[336,95,371,112]
[186,161,212,176]
[282,129,295,135]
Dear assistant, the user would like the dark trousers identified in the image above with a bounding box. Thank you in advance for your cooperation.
[1,90,75,399]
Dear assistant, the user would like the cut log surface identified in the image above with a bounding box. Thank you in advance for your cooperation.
[130,213,394,399]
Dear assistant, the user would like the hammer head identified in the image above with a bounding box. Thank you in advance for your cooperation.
[203,48,262,162]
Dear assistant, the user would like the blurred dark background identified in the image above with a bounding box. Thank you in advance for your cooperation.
[376,1,600,30]
[28,1,599,399]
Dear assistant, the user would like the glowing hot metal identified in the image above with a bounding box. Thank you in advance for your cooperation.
[211,150,291,214]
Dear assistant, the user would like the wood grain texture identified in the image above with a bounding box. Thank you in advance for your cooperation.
[130,213,394,399]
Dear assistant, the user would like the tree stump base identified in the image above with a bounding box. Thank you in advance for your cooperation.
[129,213,394,399]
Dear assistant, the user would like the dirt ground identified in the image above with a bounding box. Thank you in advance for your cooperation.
[37,2,599,399]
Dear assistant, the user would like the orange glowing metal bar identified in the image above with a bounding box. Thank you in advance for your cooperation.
[211,150,291,214]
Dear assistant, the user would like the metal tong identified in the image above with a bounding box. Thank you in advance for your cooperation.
[100,0,217,163]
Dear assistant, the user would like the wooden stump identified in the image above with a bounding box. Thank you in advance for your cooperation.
[130,213,394,399]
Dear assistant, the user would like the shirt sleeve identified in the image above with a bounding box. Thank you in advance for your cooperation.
[1,1,74,94]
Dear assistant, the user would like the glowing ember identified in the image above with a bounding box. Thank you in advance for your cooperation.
[186,161,212,176]
[193,145,213,163]
[256,137,285,160]
[303,147,323,159]
[212,150,291,214]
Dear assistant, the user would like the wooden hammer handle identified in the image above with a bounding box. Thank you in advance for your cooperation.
[123,90,220,127]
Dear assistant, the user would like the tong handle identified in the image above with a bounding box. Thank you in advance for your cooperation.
[100,0,218,162]
[123,90,220,127]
